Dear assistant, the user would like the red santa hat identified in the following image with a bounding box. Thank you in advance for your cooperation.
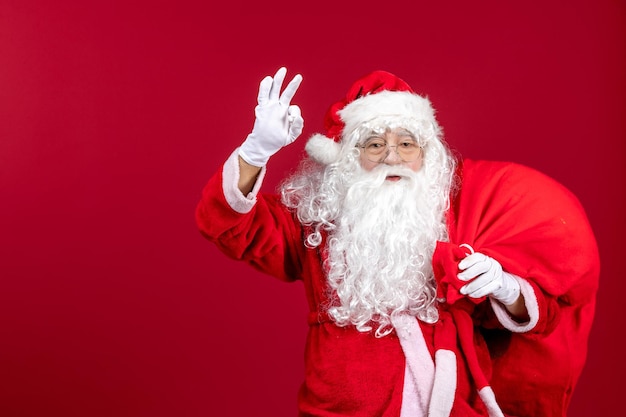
[305,70,440,165]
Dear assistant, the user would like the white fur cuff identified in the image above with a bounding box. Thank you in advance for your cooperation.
[490,276,540,333]
[222,148,266,214]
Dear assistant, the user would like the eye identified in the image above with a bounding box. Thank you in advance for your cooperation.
[398,141,417,149]
[365,138,386,149]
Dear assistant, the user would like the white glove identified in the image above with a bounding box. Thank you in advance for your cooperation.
[239,67,304,167]
[458,252,521,306]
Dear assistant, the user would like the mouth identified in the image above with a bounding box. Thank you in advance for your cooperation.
[385,175,403,182]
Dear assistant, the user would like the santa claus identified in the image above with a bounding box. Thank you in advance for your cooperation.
[196,67,599,416]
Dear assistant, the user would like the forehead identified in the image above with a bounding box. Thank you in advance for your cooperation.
[362,126,415,138]
[347,117,427,147]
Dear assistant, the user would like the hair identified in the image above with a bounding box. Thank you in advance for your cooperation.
[280,118,457,336]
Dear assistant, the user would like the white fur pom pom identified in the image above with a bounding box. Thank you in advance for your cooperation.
[305,134,342,165]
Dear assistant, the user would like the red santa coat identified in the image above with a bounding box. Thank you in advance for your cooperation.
[196,151,599,417]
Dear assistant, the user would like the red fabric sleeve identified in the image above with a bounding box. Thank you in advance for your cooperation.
[195,166,304,282]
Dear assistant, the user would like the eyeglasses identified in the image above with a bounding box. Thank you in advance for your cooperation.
[357,138,423,163]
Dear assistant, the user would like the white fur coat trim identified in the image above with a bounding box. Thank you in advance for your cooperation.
[394,314,435,417]
[428,349,457,417]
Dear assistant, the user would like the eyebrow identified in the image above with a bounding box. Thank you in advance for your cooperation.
[361,129,385,140]
[360,127,416,142]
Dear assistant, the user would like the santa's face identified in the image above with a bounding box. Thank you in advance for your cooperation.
[357,128,424,174]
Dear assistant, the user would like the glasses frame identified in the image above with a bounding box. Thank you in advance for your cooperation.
[356,139,423,164]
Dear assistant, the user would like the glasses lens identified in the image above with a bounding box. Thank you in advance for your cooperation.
[395,141,421,161]
[364,139,387,160]
[363,140,421,162]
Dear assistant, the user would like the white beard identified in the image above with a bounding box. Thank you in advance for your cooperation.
[325,164,447,337]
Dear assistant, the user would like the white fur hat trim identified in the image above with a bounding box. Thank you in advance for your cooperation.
[339,90,436,138]
[305,90,436,165]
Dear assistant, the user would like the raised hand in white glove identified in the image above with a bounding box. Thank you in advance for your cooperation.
[458,252,521,306]
[239,67,304,167]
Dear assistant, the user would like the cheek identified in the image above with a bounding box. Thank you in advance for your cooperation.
[408,156,424,172]
[359,153,377,171]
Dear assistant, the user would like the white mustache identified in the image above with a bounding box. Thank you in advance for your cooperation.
[363,165,418,184]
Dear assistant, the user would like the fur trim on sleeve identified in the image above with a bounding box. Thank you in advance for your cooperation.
[222,148,267,214]
[489,277,539,333]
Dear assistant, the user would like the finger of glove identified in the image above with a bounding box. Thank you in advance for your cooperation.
[257,76,273,106]
[269,67,287,101]
[463,279,502,299]
[458,252,488,269]
[458,255,492,280]
[280,74,303,106]
[458,261,492,281]
[287,105,304,142]
[462,264,501,289]
[459,265,498,291]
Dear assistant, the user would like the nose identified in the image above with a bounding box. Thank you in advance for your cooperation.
[383,145,403,164]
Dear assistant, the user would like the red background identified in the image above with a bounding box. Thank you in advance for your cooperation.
[1,1,624,416]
